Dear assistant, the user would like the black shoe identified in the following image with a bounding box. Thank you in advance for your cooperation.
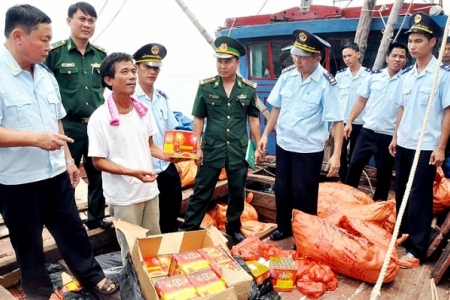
[269,229,292,241]
[227,231,246,243]
[86,219,113,230]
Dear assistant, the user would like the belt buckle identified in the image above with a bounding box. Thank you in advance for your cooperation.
[81,117,89,124]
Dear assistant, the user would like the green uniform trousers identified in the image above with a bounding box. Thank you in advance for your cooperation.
[63,120,105,226]
[180,162,248,233]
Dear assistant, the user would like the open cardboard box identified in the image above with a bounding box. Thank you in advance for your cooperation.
[115,219,252,300]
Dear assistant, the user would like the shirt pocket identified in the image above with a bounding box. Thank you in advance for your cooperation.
[338,84,350,101]
[402,88,412,105]
[91,67,102,89]
[297,92,321,117]
[418,87,432,106]
[370,83,383,99]
[57,67,79,91]
[205,98,223,119]
[233,97,251,119]
[3,96,34,127]
[46,94,60,122]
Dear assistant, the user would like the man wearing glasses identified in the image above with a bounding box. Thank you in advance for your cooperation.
[45,2,111,231]
[258,29,343,241]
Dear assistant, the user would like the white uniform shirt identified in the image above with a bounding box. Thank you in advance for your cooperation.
[0,45,67,184]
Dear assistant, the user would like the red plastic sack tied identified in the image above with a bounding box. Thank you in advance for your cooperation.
[433,167,450,214]
[292,209,399,284]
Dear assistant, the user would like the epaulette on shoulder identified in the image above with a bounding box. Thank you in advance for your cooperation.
[39,63,54,76]
[242,78,257,89]
[50,40,66,50]
[156,89,168,99]
[364,67,372,73]
[323,70,337,86]
[402,65,413,74]
[371,69,382,74]
[200,76,217,86]
[336,67,347,74]
[281,64,295,74]
[440,63,450,71]
[91,44,107,53]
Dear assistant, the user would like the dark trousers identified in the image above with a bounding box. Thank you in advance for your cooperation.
[157,163,182,233]
[63,120,105,226]
[274,144,323,234]
[339,123,362,181]
[395,146,435,261]
[0,173,104,299]
[180,161,248,233]
[345,128,395,200]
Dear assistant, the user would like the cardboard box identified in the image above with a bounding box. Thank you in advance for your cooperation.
[163,130,198,159]
[115,220,252,300]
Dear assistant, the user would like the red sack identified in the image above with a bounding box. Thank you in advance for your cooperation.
[433,167,450,214]
[292,209,399,284]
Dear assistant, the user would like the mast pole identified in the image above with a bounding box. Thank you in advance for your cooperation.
[372,0,405,70]
[354,0,378,63]
[173,0,270,120]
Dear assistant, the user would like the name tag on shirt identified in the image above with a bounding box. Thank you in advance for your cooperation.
[61,63,75,67]
[208,94,219,99]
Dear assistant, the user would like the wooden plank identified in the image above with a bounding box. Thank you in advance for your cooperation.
[0,268,20,289]
[180,180,229,214]
[431,240,450,284]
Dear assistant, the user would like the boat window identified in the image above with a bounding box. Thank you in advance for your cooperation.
[272,42,294,78]
[248,43,270,78]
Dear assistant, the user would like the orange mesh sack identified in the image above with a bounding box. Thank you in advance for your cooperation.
[433,167,450,214]
[218,168,227,180]
[201,211,217,228]
[292,209,399,284]
[177,160,197,188]
[241,220,277,238]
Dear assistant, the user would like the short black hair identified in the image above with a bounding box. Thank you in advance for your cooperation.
[100,52,133,90]
[387,42,408,56]
[68,2,97,19]
[341,41,360,52]
[4,4,51,38]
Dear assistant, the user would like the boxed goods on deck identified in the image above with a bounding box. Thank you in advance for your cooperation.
[115,220,252,300]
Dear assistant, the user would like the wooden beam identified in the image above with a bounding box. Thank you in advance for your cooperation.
[355,0,378,62]
[431,239,450,284]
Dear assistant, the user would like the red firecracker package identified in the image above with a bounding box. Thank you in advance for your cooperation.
[163,130,198,159]
[169,250,210,276]
[154,274,199,300]
[270,256,297,292]
[197,245,231,264]
[211,260,242,277]
[187,269,228,296]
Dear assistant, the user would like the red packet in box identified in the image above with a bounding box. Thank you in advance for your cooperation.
[163,130,198,159]
[187,269,228,296]
[211,260,241,277]
[154,274,199,300]
[197,245,231,264]
[269,256,297,292]
[169,250,211,276]
[157,254,172,272]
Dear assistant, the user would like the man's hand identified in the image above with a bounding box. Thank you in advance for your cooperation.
[389,137,397,157]
[343,123,352,140]
[132,170,158,183]
[430,148,445,167]
[254,149,263,164]
[257,135,268,154]
[66,163,80,188]
[325,154,340,177]
[37,132,74,151]
[195,148,204,167]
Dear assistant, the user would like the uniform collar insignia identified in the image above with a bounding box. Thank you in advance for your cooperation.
[237,77,243,88]
[213,78,220,88]
[237,94,247,99]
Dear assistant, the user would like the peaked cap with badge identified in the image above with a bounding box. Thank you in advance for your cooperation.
[134,43,167,67]
[291,29,330,56]
[213,36,246,58]
[405,11,443,38]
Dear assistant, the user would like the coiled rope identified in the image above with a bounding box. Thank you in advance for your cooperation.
[370,13,450,300]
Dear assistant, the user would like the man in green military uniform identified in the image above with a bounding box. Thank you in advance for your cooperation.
[45,2,111,230]
[179,36,262,242]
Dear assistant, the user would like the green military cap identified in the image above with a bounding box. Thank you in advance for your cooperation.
[291,29,330,56]
[405,12,443,38]
[133,43,167,67]
[214,36,246,58]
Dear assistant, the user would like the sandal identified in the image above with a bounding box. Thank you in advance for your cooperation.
[94,278,118,295]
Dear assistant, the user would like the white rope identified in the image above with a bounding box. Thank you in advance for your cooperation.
[393,1,415,42]
[96,0,109,19]
[92,0,128,44]
[361,169,374,196]
[256,0,269,15]
[227,18,236,37]
[370,14,450,300]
